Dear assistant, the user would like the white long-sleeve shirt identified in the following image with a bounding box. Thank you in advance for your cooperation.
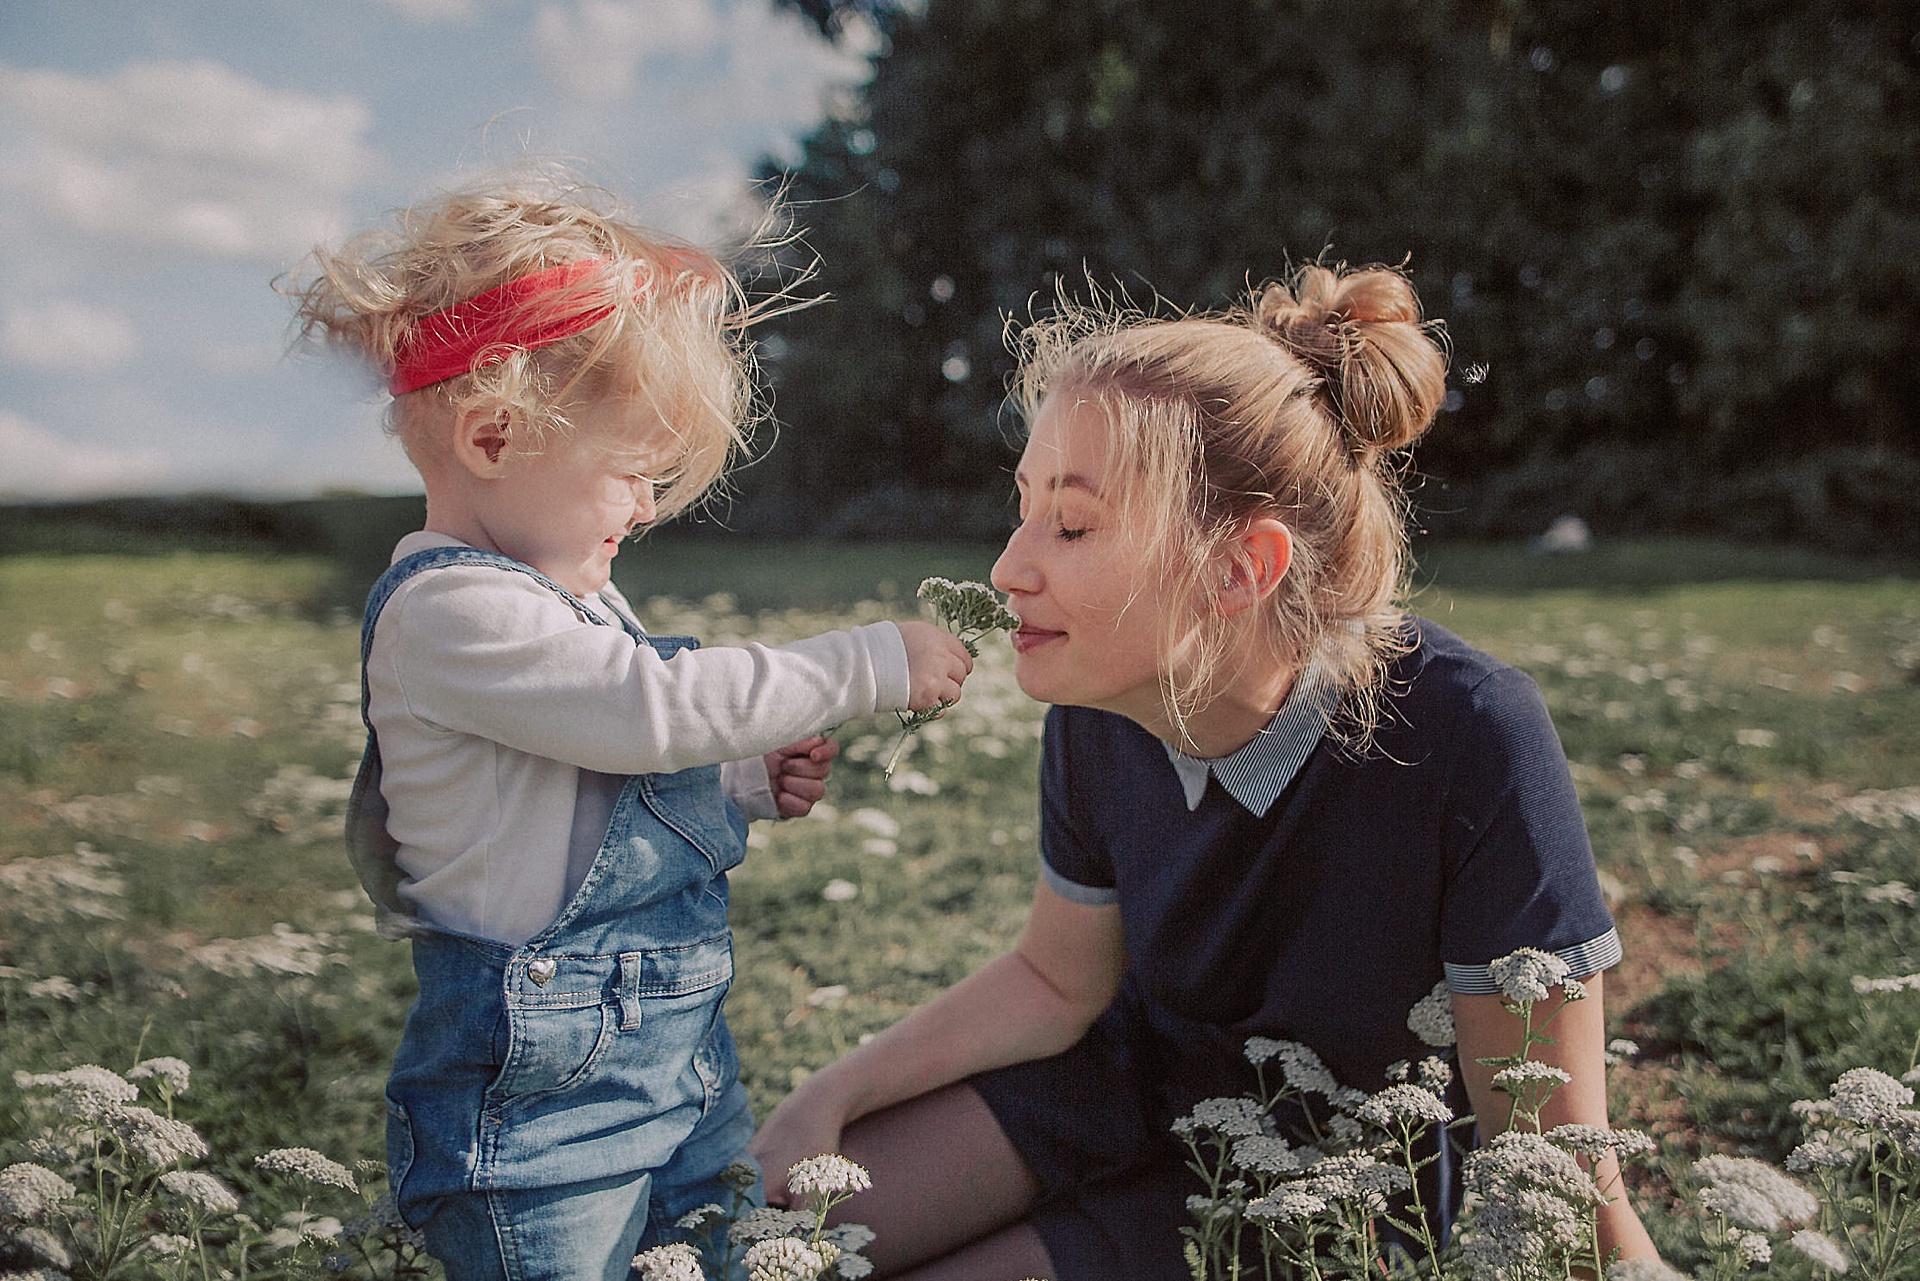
[366,532,910,943]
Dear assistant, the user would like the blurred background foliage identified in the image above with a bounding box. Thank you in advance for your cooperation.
[743,0,1919,551]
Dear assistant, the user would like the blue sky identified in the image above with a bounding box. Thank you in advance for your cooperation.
[0,0,875,500]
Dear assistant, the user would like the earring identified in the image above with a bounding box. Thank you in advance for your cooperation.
[1221,573,1236,590]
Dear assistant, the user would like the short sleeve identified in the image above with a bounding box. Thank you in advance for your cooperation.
[1438,664,1619,993]
[1038,706,1119,906]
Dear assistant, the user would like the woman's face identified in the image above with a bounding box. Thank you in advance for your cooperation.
[991,395,1189,726]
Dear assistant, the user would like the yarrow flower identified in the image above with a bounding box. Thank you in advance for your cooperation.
[256,1147,359,1193]
[14,1063,139,1120]
[676,1203,727,1232]
[729,1207,819,1245]
[1172,1096,1269,1139]
[787,1153,872,1201]
[146,1234,193,1258]
[0,1163,76,1220]
[743,1235,837,1281]
[1229,1134,1304,1175]
[159,1169,240,1214]
[112,1106,209,1167]
[1492,1061,1575,1093]
[632,1241,706,1281]
[1608,1260,1692,1281]
[1692,1155,1818,1232]
[1728,1228,1773,1266]
[1544,1124,1656,1162]
[1356,1084,1455,1130]
[1406,982,1456,1047]
[1827,1067,1914,1125]
[1788,1228,1850,1273]
[1488,948,1572,1004]
[11,1226,70,1270]
[127,1056,192,1096]
[1850,972,1920,994]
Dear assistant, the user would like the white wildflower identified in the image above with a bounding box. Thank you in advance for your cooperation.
[10,1226,69,1270]
[1492,1061,1574,1093]
[821,1221,876,1253]
[787,1153,872,1200]
[1407,982,1456,1047]
[113,1106,209,1167]
[729,1207,818,1245]
[0,1163,76,1219]
[1488,948,1571,1003]
[1246,1186,1331,1224]
[1828,1067,1914,1124]
[127,1056,192,1095]
[1852,972,1920,994]
[675,1203,727,1231]
[744,1235,834,1281]
[1789,1228,1850,1273]
[1729,1228,1772,1265]
[15,1063,138,1120]
[1608,1259,1691,1281]
[1692,1155,1818,1231]
[146,1234,194,1258]
[1172,1097,1268,1138]
[1229,1134,1304,1175]
[1356,1084,1454,1129]
[256,1147,359,1192]
[1417,1056,1454,1092]
[1781,1136,1858,1175]
[1605,1038,1640,1066]
[159,1169,239,1214]
[1385,1059,1410,1081]
[1546,1124,1656,1161]
[632,1242,706,1281]
[1272,1041,1340,1097]
[834,1252,875,1278]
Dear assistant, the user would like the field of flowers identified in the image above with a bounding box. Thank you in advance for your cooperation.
[1,539,1916,1277]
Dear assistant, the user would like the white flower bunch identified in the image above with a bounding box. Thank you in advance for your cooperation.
[1488,947,1573,1004]
[885,578,1019,776]
[786,1154,872,1200]
[255,1146,360,1193]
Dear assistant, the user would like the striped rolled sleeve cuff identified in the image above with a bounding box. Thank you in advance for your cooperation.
[1041,860,1119,907]
[1442,928,1624,996]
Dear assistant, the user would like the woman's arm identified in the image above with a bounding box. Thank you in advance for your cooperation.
[1453,972,1659,1264]
[751,880,1124,1197]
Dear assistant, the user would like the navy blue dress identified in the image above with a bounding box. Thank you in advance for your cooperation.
[970,619,1620,1280]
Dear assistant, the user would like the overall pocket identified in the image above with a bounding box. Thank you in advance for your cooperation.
[487,973,618,1103]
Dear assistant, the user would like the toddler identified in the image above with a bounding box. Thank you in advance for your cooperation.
[289,175,972,1280]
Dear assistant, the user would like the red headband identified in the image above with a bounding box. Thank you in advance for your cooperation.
[389,260,614,396]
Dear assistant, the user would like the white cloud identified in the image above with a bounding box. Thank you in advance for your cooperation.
[3,299,140,371]
[534,0,722,101]
[0,411,170,499]
[371,0,478,18]
[0,59,382,262]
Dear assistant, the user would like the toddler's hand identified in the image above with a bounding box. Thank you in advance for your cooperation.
[763,736,839,819]
[897,620,973,713]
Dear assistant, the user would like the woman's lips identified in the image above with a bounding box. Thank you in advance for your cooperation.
[1010,625,1063,654]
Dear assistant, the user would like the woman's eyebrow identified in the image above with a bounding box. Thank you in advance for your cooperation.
[1013,468,1100,495]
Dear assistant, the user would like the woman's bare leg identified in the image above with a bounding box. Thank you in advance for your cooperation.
[829,1084,1055,1279]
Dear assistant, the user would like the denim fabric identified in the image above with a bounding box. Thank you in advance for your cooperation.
[347,547,762,1280]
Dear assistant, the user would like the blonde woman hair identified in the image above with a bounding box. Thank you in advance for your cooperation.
[286,169,770,523]
[1011,262,1449,735]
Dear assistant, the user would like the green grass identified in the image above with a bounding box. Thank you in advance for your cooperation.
[2,536,1917,1275]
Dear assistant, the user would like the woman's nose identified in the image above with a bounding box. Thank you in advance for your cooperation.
[991,526,1036,596]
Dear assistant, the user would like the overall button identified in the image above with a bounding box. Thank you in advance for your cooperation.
[528,957,557,986]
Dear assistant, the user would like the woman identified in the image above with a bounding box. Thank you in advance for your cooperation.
[751,262,1660,1279]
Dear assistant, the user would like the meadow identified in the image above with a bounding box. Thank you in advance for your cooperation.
[1,533,1917,1276]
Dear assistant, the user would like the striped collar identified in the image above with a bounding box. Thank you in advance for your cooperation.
[1163,663,1339,816]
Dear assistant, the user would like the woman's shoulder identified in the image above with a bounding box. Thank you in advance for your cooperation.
[1393,616,1536,700]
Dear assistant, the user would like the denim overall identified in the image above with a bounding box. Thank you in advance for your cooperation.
[346,547,758,1281]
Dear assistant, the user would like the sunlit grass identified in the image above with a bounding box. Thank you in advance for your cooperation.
[1,541,1916,1275]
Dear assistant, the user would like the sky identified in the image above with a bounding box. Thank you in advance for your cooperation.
[0,0,877,501]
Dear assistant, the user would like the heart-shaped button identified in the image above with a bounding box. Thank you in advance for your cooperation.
[528,958,557,986]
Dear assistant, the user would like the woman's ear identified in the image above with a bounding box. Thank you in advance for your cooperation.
[450,405,515,478]
[1218,518,1292,615]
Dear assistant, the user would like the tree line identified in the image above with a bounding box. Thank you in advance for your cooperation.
[738,0,1919,551]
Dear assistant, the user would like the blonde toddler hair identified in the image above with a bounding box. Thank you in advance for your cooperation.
[1011,261,1449,735]
[286,170,765,523]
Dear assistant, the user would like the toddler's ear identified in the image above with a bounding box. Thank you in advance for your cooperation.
[452,406,515,477]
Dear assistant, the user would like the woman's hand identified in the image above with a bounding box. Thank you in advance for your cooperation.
[750,1080,850,1208]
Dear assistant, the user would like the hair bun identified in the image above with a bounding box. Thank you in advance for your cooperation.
[1253,263,1447,456]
